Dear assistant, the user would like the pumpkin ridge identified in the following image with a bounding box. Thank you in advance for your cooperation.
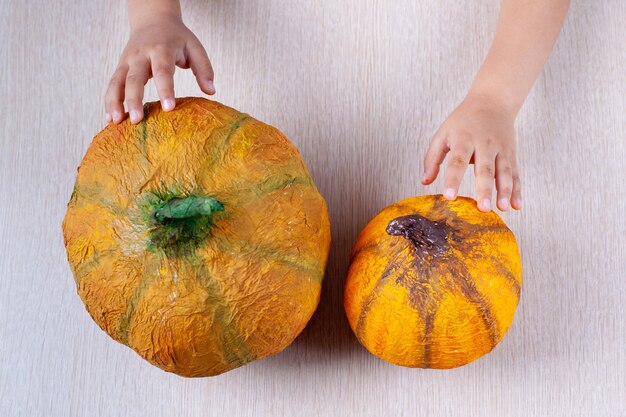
[396,257,446,367]
[484,254,521,298]
[390,203,422,213]
[136,115,148,156]
[224,175,313,204]
[200,113,252,172]
[256,175,313,194]
[118,254,160,345]
[134,139,192,196]
[412,198,506,344]
[135,113,250,197]
[70,180,128,216]
[419,297,438,367]
[191,261,256,368]
[353,248,444,367]
[73,248,119,279]
[354,251,405,338]
[446,259,500,346]
[75,256,141,341]
[422,212,519,299]
[210,235,324,280]
[127,112,157,169]
[349,242,378,263]
[118,255,256,370]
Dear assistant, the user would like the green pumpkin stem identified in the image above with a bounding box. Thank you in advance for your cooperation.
[148,195,224,257]
[154,195,224,222]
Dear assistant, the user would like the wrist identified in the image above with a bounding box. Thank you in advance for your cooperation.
[128,0,182,32]
[466,78,523,119]
[462,88,518,124]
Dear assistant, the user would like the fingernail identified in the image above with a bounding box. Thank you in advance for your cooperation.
[482,198,491,211]
[112,111,122,122]
[105,113,112,123]
[444,188,456,200]
[162,99,175,111]
[499,197,510,211]
[207,80,215,92]
[130,110,141,123]
[512,197,522,209]
[422,173,428,182]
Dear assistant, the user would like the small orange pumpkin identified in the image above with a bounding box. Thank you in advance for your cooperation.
[344,195,521,368]
[62,97,331,377]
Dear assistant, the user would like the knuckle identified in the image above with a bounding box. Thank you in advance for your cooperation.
[453,132,473,146]
[126,47,143,57]
[425,144,438,159]
[105,100,118,111]
[477,164,495,176]
[189,39,208,56]
[110,69,124,80]
[499,164,513,174]
[193,65,210,77]
[125,99,141,109]
[105,94,120,106]
[114,62,129,72]
[105,84,121,99]
[499,186,513,195]
[126,72,143,84]
[107,81,123,95]
[153,63,174,77]
[450,142,471,155]
[193,59,213,75]
[151,44,171,55]
[157,87,174,97]
[433,134,448,149]
[449,155,467,167]
[108,77,122,88]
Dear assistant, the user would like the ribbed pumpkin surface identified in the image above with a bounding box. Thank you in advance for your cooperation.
[344,195,521,369]
[62,97,331,377]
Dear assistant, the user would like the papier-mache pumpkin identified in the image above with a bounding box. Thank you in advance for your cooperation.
[62,97,331,377]
[344,195,521,368]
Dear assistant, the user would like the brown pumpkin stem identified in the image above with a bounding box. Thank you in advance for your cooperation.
[386,214,452,257]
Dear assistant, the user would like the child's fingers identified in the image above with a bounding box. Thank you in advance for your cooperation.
[151,55,176,111]
[442,142,473,201]
[124,62,150,124]
[510,159,523,210]
[473,149,496,212]
[495,153,513,211]
[105,65,128,123]
[186,38,215,95]
[422,133,449,185]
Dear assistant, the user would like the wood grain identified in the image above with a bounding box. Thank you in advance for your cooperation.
[0,1,624,416]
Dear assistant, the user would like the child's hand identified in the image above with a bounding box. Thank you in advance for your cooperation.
[421,93,522,212]
[105,9,215,124]
[419,0,569,212]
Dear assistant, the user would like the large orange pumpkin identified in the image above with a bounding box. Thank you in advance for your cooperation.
[344,195,521,368]
[62,97,331,377]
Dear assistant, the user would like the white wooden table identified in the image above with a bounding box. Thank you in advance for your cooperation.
[1,1,624,416]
